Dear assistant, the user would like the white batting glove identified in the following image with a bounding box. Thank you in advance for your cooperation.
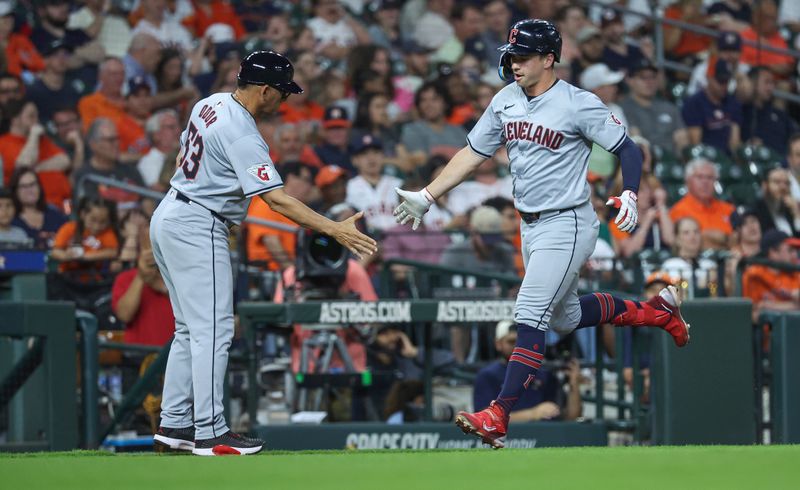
[606,190,639,233]
[393,187,434,231]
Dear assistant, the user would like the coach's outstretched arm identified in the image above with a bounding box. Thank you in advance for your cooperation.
[394,146,485,229]
[260,188,377,258]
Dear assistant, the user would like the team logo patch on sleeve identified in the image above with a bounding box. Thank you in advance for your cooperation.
[247,163,274,182]
[606,113,623,126]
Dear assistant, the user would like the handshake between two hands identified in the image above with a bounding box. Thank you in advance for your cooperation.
[393,188,639,233]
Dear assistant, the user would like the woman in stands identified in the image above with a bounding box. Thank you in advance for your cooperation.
[661,217,718,297]
[9,168,67,250]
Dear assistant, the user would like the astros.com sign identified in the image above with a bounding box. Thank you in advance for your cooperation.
[319,301,412,323]
[317,300,515,323]
[435,300,515,322]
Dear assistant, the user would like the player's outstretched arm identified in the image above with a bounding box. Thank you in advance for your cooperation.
[260,189,377,259]
[426,146,486,199]
[393,146,485,230]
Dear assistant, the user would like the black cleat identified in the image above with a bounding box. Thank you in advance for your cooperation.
[153,426,195,452]
[192,431,265,456]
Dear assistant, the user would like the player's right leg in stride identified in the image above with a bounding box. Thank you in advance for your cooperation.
[192,431,265,456]
[455,401,508,449]
[579,286,690,347]
[646,285,691,347]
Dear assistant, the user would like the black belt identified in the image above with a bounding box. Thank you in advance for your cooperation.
[173,189,231,227]
[519,206,576,225]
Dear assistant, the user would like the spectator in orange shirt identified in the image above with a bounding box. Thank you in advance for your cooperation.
[182,0,246,40]
[0,99,72,211]
[77,57,127,131]
[664,0,710,63]
[278,73,324,127]
[246,162,312,271]
[316,165,348,215]
[742,229,800,322]
[740,0,794,77]
[79,59,150,164]
[669,158,735,250]
[51,196,119,275]
[118,76,153,159]
[0,3,45,77]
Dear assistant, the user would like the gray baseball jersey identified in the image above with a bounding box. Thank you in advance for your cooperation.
[467,80,627,213]
[152,92,283,440]
[170,92,284,225]
[464,79,627,332]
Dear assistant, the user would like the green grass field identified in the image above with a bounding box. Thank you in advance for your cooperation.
[1,445,798,490]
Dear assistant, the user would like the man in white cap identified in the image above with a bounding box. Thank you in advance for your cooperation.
[579,63,627,128]
[472,321,582,421]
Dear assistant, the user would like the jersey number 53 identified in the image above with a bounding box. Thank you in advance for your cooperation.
[180,122,205,180]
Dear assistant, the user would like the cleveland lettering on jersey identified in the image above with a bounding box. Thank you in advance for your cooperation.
[504,121,564,149]
[467,80,626,213]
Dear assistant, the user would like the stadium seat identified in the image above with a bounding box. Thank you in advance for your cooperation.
[665,183,687,205]
[742,160,781,183]
[651,144,679,166]
[724,182,762,207]
[682,144,734,166]
[717,161,748,185]
[738,144,781,165]
[654,160,685,184]
[669,82,688,107]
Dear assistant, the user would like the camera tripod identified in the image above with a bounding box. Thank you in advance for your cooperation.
[296,325,357,412]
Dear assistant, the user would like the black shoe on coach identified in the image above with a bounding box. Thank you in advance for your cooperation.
[192,430,265,456]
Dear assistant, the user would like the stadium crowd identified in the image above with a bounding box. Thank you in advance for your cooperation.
[1,0,800,423]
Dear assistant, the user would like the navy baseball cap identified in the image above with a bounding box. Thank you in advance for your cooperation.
[760,229,789,255]
[41,38,72,57]
[402,40,434,55]
[708,58,734,84]
[376,0,402,10]
[730,206,758,230]
[322,105,351,129]
[127,76,150,95]
[629,57,657,75]
[718,31,742,52]
[350,133,383,154]
[600,8,622,28]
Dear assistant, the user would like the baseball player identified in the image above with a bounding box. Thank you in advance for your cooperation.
[151,51,376,456]
[393,19,690,449]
